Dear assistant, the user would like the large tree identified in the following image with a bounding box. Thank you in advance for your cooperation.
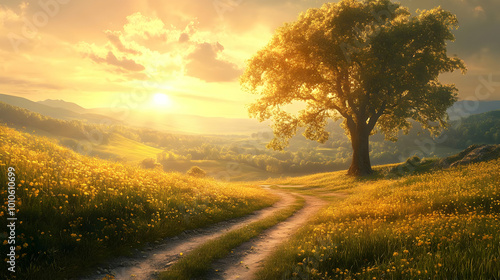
[241,0,466,176]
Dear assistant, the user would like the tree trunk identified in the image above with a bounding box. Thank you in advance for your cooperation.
[348,124,373,176]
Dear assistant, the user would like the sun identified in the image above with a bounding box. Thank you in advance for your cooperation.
[152,93,171,107]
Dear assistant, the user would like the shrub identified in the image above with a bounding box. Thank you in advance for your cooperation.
[141,157,160,169]
[187,166,206,178]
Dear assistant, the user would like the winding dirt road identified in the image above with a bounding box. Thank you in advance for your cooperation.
[78,186,330,280]
[205,193,327,280]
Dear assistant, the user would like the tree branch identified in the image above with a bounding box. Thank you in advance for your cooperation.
[367,100,387,131]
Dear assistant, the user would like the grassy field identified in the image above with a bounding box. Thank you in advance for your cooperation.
[92,133,163,162]
[0,125,277,280]
[257,159,500,279]
[12,123,164,164]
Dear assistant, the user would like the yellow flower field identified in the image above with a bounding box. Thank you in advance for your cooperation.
[0,125,277,279]
[258,158,500,279]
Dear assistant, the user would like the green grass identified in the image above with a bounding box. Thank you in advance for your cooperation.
[159,195,306,280]
[92,133,163,162]
[0,125,277,280]
[255,158,500,280]
[14,124,164,164]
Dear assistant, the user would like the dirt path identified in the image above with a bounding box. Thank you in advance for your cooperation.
[205,192,328,280]
[261,184,350,199]
[77,188,297,280]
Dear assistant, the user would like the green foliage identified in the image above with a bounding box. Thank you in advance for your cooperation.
[445,110,500,148]
[241,0,466,175]
[0,101,100,140]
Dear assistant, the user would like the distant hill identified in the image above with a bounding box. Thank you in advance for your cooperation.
[0,93,82,120]
[0,101,109,140]
[38,99,87,113]
[443,109,500,148]
[447,100,500,119]
[0,93,118,125]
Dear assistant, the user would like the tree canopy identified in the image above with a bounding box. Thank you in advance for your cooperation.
[241,0,466,176]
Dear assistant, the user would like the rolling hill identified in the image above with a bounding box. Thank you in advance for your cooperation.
[1,93,270,135]
[0,101,162,164]
[38,99,87,113]
[0,93,118,125]
[0,123,276,279]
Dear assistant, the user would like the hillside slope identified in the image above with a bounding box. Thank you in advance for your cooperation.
[258,156,500,279]
[0,124,277,280]
[38,99,87,113]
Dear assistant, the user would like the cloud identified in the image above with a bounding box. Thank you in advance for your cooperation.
[123,12,167,40]
[89,51,145,72]
[185,42,242,82]
[78,12,184,76]
[0,5,21,26]
[78,11,243,83]
[179,33,189,43]
[105,30,140,55]
[2,0,497,110]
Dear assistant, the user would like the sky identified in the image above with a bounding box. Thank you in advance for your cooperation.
[0,0,499,118]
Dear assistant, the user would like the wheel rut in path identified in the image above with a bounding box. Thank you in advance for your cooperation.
[77,188,296,280]
[206,191,328,280]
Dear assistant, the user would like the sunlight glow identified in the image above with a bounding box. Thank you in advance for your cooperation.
[152,93,171,108]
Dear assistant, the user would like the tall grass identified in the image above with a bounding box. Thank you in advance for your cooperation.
[0,125,277,279]
[257,159,500,280]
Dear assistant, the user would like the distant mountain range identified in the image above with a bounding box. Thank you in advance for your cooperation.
[0,93,270,135]
[1,93,500,135]
[0,93,83,120]
[0,93,119,125]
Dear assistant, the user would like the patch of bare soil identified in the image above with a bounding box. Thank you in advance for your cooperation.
[77,189,296,280]
[205,194,328,280]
